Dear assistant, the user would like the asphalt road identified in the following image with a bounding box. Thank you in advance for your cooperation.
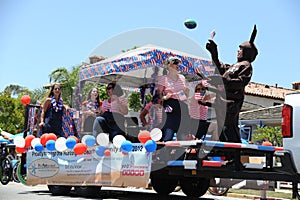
[0,182,248,200]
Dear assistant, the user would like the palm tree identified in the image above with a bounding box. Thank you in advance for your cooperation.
[48,65,80,106]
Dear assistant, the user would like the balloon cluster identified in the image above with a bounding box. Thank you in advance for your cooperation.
[13,128,162,156]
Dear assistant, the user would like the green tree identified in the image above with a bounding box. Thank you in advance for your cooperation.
[0,90,24,133]
[251,126,282,147]
[128,92,142,112]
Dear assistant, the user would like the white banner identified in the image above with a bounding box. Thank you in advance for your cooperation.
[26,144,152,187]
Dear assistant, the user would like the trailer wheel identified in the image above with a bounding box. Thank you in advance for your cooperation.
[180,178,210,197]
[74,186,102,197]
[151,177,178,195]
[48,185,72,196]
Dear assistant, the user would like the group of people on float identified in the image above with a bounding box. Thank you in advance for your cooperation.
[39,25,258,145]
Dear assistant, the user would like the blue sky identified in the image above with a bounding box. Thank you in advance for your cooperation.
[1,0,299,92]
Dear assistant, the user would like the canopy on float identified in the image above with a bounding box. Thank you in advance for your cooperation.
[79,44,215,87]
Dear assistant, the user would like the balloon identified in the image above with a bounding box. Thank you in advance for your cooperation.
[47,133,57,141]
[55,137,67,152]
[184,19,197,29]
[150,128,162,141]
[34,143,44,152]
[46,140,56,151]
[95,146,106,156]
[120,140,133,153]
[14,136,25,148]
[20,95,31,105]
[73,143,87,155]
[31,137,41,148]
[68,135,79,143]
[96,133,109,146]
[40,133,49,146]
[25,135,35,148]
[66,137,77,149]
[144,140,157,152]
[16,147,27,154]
[104,149,111,157]
[112,135,126,148]
[138,130,151,144]
[262,141,272,146]
[84,135,96,147]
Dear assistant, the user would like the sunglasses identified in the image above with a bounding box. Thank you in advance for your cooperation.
[195,88,205,92]
[106,86,113,90]
[171,60,180,65]
[54,88,61,91]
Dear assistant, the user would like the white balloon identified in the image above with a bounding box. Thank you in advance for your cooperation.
[31,137,41,148]
[14,136,25,148]
[55,137,67,152]
[96,133,109,146]
[81,135,89,144]
[150,128,162,141]
[112,135,126,148]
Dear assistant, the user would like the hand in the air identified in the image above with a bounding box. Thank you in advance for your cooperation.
[206,39,218,57]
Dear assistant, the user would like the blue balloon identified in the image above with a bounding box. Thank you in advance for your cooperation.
[46,140,56,151]
[34,143,44,152]
[85,135,96,147]
[120,140,133,153]
[66,138,76,149]
[95,146,106,156]
[144,140,157,152]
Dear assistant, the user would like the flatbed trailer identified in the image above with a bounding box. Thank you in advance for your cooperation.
[150,140,300,199]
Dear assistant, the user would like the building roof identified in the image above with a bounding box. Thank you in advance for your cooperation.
[245,82,296,100]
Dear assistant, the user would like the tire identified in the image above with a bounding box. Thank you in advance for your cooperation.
[151,176,178,195]
[48,185,72,196]
[180,178,210,198]
[12,160,20,183]
[74,186,102,197]
[208,186,229,196]
[0,158,12,185]
[17,161,27,185]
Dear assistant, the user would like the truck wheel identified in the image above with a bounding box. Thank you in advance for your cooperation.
[151,177,178,195]
[74,186,102,197]
[180,178,210,197]
[48,185,72,196]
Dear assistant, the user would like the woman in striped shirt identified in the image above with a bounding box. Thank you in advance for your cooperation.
[157,56,190,141]
[93,82,128,141]
[139,91,164,131]
[189,82,210,140]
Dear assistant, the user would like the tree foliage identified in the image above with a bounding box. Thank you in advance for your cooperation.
[128,92,142,112]
[0,90,25,133]
[252,126,282,147]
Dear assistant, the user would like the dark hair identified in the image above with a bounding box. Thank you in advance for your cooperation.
[48,83,61,98]
[87,87,100,107]
[107,82,124,97]
[151,90,161,104]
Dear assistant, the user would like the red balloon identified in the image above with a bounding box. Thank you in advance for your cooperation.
[262,141,273,146]
[47,133,57,141]
[73,143,87,155]
[21,95,31,105]
[25,135,35,148]
[16,147,27,154]
[40,133,49,146]
[138,130,152,144]
[104,149,111,157]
